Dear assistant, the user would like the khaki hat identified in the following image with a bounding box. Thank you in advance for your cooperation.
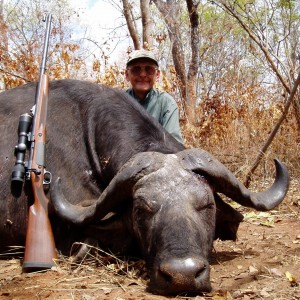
[126,49,159,66]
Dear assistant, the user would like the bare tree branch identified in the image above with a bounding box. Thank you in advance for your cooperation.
[219,1,291,93]
[0,68,30,82]
[245,69,300,187]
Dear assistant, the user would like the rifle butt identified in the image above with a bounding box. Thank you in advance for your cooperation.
[23,202,57,272]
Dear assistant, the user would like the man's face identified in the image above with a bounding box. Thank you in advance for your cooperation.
[126,59,160,99]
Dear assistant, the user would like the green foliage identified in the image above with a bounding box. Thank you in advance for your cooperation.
[277,0,295,9]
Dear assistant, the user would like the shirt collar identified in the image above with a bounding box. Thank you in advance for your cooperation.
[129,88,155,103]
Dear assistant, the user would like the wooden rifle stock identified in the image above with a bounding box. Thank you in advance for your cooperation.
[22,14,57,272]
[23,74,57,272]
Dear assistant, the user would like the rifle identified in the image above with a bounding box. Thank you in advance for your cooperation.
[11,13,57,272]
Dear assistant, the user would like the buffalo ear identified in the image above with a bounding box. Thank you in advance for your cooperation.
[214,193,243,241]
[51,152,165,225]
[177,148,289,211]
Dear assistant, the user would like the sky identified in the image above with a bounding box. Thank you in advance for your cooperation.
[69,0,130,65]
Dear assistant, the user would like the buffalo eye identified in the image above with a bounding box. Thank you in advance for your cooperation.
[202,202,215,210]
[196,203,215,212]
[133,197,159,217]
[194,195,215,212]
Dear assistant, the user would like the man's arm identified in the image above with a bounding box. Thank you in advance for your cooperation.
[160,93,184,144]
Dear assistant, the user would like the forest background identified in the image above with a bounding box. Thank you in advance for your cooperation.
[0,0,299,186]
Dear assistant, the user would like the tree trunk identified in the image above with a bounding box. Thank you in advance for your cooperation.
[0,0,7,47]
[122,0,141,50]
[140,0,152,49]
[186,0,200,123]
[0,0,8,90]
[153,0,200,124]
[292,96,300,133]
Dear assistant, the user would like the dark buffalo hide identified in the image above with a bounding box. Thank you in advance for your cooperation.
[0,80,289,295]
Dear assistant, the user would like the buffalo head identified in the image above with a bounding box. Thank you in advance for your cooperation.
[51,148,289,295]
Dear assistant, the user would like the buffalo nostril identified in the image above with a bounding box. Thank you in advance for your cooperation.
[150,257,212,294]
[159,257,208,284]
[158,269,172,284]
[195,266,206,279]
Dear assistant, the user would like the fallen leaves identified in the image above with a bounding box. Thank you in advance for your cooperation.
[269,268,283,277]
[293,235,300,244]
[243,211,275,227]
[285,271,298,287]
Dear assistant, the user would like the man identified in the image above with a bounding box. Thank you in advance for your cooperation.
[125,49,183,144]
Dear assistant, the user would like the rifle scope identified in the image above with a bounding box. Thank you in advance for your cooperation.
[11,113,32,184]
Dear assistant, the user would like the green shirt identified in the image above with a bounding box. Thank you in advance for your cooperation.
[126,88,183,144]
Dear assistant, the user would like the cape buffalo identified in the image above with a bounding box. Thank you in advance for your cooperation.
[0,79,289,295]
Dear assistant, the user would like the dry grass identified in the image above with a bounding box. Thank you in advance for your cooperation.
[56,242,147,287]
[181,86,300,182]
[0,243,149,299]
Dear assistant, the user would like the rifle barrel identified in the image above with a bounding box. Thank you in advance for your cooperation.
[40,14,52,76]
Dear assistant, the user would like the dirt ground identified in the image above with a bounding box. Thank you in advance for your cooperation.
[0,179,299,300]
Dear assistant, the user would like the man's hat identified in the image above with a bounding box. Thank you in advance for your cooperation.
[126,49,159,66]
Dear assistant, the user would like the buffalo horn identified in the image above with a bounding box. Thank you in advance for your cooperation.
[51,152,164,225]
[177,148,289,211]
